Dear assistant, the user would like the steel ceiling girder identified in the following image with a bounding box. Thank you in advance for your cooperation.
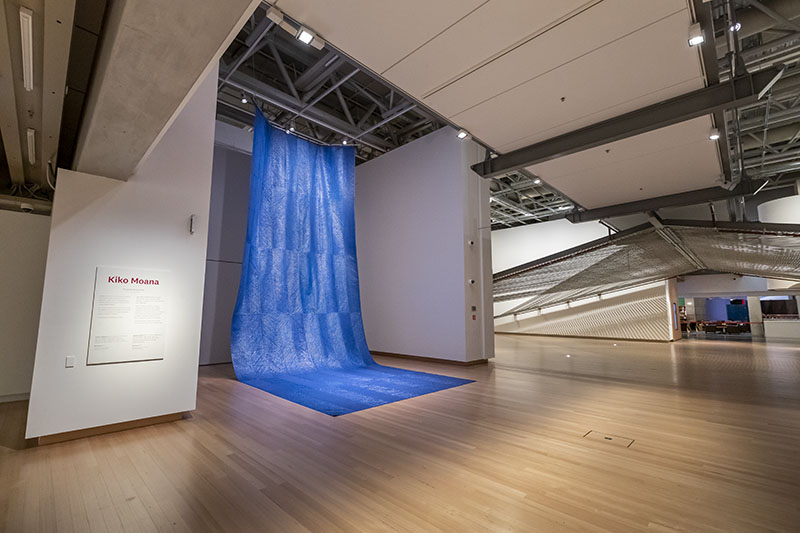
[472,67,786,179]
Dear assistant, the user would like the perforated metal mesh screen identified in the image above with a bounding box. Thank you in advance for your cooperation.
[672,226,800,282]
[495,221,800,318]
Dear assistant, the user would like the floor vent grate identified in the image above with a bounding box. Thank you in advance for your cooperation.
[583,430,634,448]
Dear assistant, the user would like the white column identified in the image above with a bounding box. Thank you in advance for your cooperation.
[747,296,764,337]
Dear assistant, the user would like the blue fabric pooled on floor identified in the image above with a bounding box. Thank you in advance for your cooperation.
[230,109,472,416]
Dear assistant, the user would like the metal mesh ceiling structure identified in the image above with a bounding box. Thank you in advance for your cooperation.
[495,220,800,317]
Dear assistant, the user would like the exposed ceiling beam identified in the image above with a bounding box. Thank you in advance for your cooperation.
[472,67,786,179]
[0,3,26,186]
[224,71,391,151]
[218,21,275,90]
[41,0,77,186]
[648,214,706,270]
[293,51,341,92]
[693,0,733,181]
[566,180,769,223]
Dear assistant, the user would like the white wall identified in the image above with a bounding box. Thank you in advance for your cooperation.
[491,218,608,273]
[496,282,677,342]
[758,192,800,223]
[0,211,50,401]
[758,194,800,291]
[355,127,493,362]
[199,141,251,365]
[491,218,608,318]
[676,274,768,297]
[25,67,218,439]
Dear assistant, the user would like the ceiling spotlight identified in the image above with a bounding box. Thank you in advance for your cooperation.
[688,23,704,47]
[533,178,542,185]
[241,93,248,104]
[729,22,741,32]
[709,127,720,140]
[19,7,34,92]
[296,27,314,45]
[456,129,470,140]
[342,139,348,145]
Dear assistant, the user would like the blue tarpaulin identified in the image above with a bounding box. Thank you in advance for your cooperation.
[230,110,472,416]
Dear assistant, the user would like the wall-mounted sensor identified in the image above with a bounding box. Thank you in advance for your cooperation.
[468,239,475,246]
[19,202,34,213]
[468,279,476,285]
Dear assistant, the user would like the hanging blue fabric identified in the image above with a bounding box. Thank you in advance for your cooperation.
[231,109,472,416]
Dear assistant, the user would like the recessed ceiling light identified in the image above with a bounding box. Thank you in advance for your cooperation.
[688,23,704,46]
[296,27,314,45]
[709,128,720,140]
[456,129,469,140]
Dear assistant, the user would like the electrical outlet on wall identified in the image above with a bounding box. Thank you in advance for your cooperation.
[65,356,75,368]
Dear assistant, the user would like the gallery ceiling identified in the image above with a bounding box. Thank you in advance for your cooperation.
[272,0,800,228]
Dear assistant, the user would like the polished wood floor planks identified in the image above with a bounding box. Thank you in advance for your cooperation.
[1,335,799,531]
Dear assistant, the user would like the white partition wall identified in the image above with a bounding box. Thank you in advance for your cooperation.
[496,281,681,342]
[0,211,50,402]
[25,68,218,439]
[355,127,493,362]
[198,142,252,365]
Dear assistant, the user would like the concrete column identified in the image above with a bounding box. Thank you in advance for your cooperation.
[747,296,764,337]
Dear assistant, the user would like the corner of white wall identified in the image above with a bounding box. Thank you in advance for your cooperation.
[0,211,51,401]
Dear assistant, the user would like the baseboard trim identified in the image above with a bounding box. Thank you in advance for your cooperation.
[0,392,30,403]
[495,331,672,343]
[37,412,189,446]
[371,351,489,366]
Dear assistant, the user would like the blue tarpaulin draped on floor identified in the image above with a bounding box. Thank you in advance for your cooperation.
[230,109,472,416]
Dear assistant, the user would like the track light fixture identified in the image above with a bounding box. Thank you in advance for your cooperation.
[688,23,704,47]
[267,7,326,50]
[533,178,542,185]
[241,93,248,104]
[709,128,720,140]
[729,22,741,32]
[456,129,470,140]
[19,7,34,91]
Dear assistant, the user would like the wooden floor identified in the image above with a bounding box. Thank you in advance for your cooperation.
[2,335,800,532]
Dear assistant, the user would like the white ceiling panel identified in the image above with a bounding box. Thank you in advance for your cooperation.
[449,9,706,152]
[529,116,722,209]
[419,0,688,118]
[275,0,484,73]
[381,0,594,98]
